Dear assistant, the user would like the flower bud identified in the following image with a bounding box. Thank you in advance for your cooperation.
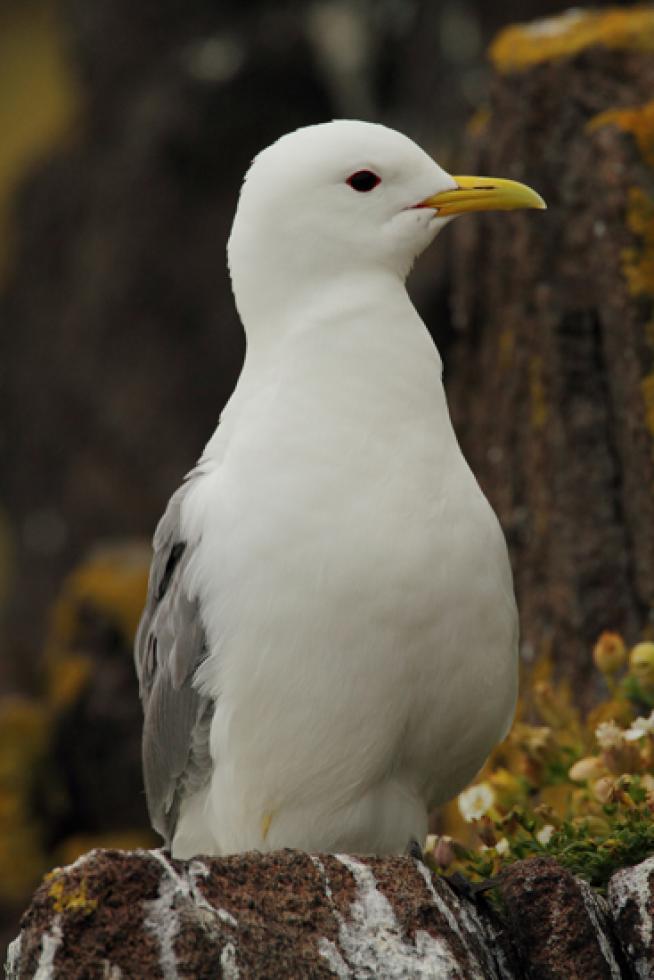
[593,632,626,675]
[629,642,654,689]
[431,836,456,870]
[593,776,617,804]
[569,756,606,783]
[476,816,497,848]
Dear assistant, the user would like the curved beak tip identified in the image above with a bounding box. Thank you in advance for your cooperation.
[421,176,547,216]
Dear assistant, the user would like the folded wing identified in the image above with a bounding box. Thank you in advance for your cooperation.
[134,479,214,845]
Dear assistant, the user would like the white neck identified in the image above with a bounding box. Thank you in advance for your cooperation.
[207,263,445,460]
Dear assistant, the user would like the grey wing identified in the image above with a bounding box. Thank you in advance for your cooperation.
[135,478,214,846]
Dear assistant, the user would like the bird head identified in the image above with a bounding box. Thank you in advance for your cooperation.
[227,120,545,326]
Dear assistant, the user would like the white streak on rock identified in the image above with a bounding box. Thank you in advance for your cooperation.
[143,860,182,980]
[5,933,22,980]
[101,963,124,978]
[311,856,351,976]
[578,881,621,980]
[220,942,240,979]
[187,857,237,927]
[415,862,497,980]
[144,850,240,979]
[33,916,63,980]
[310,856,334,903]
[327,854,467,977]
[608,856,654,979]
[317,936,351,978]
[480,916,515,980]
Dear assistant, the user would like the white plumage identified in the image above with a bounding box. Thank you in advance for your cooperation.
[135,120,544,859]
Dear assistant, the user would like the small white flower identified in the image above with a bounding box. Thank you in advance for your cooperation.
[495,837,510,856]
[595,720,624,749]
[536,824,555,845]
[623,710,654,742]
[458,782,495,822]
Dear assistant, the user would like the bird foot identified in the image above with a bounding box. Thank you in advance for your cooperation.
[443,871,502,901]
[404,837,425,862]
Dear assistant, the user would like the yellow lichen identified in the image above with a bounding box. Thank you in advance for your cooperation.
[529,355,549,430]
[490,7,654,75]
[621,187,654,299]
[588,103,654,302]
[44,542,150,705]
[48,875,97,915]
[587,101,654,168]
[642,373,654,439]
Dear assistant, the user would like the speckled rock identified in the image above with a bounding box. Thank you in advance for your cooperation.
[499,856,626,979]
[5,848,516,979]
[608,855,654,979]
[13,849,654,977]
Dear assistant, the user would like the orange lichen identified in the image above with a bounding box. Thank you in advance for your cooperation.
[587,101,654,168]
[587,104,654,301]
[490,7,654,75]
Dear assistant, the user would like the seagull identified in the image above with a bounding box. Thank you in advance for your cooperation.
[135,120,545,859]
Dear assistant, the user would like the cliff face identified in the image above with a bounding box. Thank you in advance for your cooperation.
[448,7,654,697]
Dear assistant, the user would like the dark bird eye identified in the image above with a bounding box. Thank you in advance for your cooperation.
[346,170,381,192]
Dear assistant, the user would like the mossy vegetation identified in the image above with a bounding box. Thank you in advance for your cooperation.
[429,634,654,890]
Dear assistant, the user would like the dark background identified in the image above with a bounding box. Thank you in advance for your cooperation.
[0,0,626,693]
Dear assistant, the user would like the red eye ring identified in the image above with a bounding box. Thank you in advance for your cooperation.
[346,170,381,192]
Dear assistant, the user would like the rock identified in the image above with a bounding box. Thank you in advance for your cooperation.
[499,856,626,979]
[14,849,654,977]
[5,848,516,979]
[448,4,654,698]
[608,854,654,979]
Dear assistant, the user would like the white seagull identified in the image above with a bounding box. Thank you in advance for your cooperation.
[135,120,545,859]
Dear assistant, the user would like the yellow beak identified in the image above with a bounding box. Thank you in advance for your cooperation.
[419,175,546,216]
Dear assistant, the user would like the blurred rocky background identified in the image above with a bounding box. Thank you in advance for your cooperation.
[0,0,650,953]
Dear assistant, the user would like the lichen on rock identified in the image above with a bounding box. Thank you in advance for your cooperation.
[490,7,654,74]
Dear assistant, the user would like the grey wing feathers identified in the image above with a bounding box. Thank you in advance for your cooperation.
[135,479,214,845]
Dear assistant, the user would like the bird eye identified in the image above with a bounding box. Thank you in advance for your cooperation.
[346,170,381,192]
